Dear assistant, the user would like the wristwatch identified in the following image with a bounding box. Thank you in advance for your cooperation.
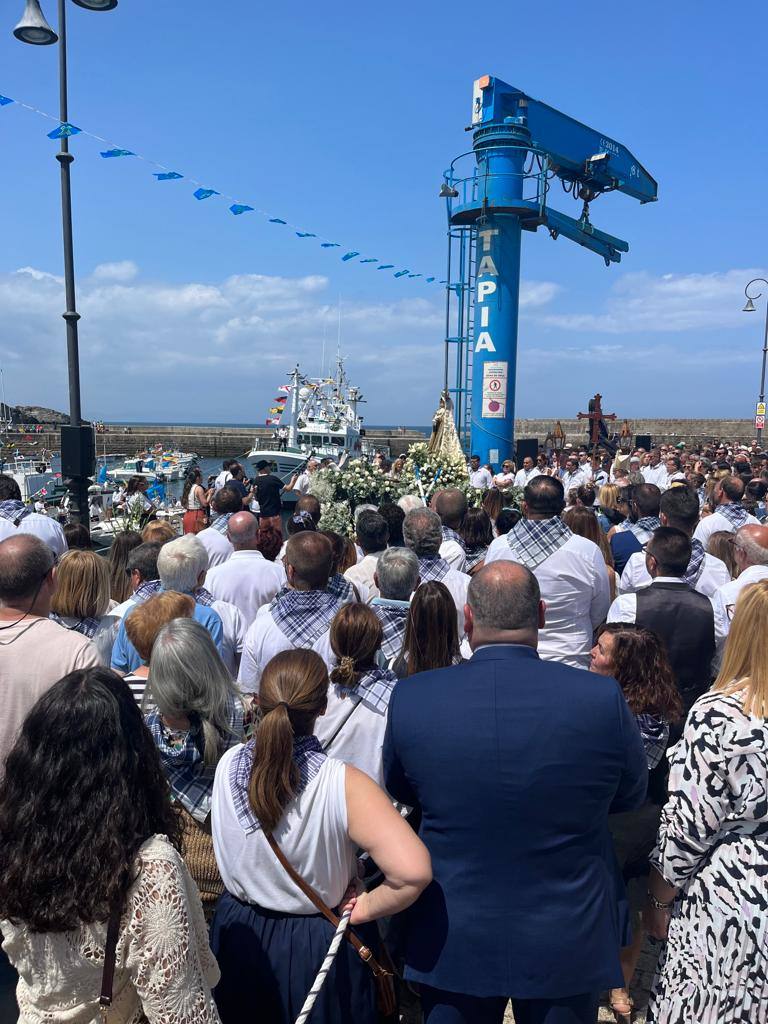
[647,891,675,911]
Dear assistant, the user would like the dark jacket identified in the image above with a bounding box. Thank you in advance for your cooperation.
[382,645,647,999]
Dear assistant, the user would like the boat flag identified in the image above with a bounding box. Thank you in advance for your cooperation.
[278,385,291,393]
[266,418,281,425]
[268,407,283,414]
[274,396,288,403]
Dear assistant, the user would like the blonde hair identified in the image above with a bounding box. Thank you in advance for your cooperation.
[142,521,177,545]
[713,580,768,718]
[598,484,620,511]
[51,550,111,619]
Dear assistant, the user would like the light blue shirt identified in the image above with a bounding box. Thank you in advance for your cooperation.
[111,598,223,674]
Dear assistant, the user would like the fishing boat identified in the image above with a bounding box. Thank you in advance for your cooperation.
[0,453,58,502]
[247,361,382,484]
[107,448,198,482]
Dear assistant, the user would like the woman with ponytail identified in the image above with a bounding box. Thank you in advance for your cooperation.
[210,648,431,1024]
[146,617,245,916]
[314,603,398,787]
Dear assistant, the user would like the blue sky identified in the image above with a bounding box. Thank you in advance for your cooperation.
[1,0,767,425]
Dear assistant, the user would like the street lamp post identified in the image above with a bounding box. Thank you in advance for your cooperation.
[13,0,117,529]
[743,278,768,447]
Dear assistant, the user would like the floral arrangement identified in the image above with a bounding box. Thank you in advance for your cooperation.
[317,499,354,537]
[400,443,479,504]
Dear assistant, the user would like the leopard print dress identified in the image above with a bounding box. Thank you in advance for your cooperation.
[648,690,768,1023]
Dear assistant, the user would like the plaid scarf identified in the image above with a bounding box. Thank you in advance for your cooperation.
[269,588,341,647]
[505,516,572,570]
[464,545,488,571]
[134,579,161,602]
[0,500,32,525]
[372,599,410,660]
[327,573,357,603]
[442,525,467,552]
[194,586,214,607]
[210,513,233,535]
[717,502,750,529]
[147,697,243,823]
[629,516,661,544]
[418,555,451,582]
[336,666,397,713]
[50,613,102,638]
[682,538,706,588]
[635,713,669,771]
[230,734,325,834]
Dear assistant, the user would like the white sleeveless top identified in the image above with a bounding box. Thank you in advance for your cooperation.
[186,484,203,510]
[212,749,356,915]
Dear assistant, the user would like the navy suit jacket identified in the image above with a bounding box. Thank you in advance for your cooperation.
[382,645,647,999]
[610,530,643,576]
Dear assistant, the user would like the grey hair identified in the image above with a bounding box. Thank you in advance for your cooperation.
[467,564,540,631]
[398,494,424,514]
[157,535,208,593]
[736,529,768,567]
[147,618,240,766]
[376,547,419,601]
[402,508,442,557]
[353,503,377,522]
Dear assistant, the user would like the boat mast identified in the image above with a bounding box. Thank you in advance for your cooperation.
[287,366,301,449]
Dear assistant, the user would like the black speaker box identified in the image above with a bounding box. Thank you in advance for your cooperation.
[635,434,652,450]
[60,425,96,478]
[515,438,539,464]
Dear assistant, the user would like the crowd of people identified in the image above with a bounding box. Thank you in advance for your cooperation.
[0,431,765,1024]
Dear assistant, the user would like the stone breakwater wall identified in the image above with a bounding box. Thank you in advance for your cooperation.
[6,419,759,460]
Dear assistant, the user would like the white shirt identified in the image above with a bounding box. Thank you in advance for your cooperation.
[0,513,66,557]
[197,526,235,568]
[485,531,610,669]
[237,605,294,693]
[577,461,594,480]
[314,683,393,788]
[213,751,356,914]
[710,564,768,644]
[619,551,731,598]
[205,550,284,627]
[641,463,667,488]
[439,539,467,573]
[427,565,471,636]
[211,599,246,676]
[494,471,517,489]
[293,472,312,495]
[513,467,541,489]
[560,470,587,494]
[470,467,493,490]
[344,553,381,601]
[693,508,761,549]
[213,470,233,491]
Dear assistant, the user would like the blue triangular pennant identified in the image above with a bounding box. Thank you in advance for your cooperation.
[230,204,254,216]
[296,231,316,238]
[154,171,183,181]
[394,270,410,278]
[341,252,360,261]
[48,123,81,139]
[360,258,378,264]
[321,242,340,249]
[269,218,287,224]
[100,148,135,159]
[377,264,395,270]
[0,95,13,107]
[193,188,219,201]
[426,277,436,282]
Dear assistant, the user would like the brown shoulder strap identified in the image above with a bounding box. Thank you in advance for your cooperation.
[99,904,122,1016]
[263,830,385,976]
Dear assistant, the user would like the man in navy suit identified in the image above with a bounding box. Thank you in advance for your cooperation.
[383,562,647,1024]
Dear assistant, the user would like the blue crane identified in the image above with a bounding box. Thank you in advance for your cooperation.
[442,75,657,466]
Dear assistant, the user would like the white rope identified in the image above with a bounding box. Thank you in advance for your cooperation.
[294,907,352,1024]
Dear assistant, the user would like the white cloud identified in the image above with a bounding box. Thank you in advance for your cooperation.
[91,260,139,283]
[538,269,768,333]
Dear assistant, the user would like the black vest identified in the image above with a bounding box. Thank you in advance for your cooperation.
[635,581,715,708]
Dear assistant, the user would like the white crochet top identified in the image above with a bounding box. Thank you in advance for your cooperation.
[1,834,221,1023]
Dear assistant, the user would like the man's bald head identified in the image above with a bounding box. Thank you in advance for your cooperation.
[0,535,56,605]
[227,511,259,550]
[285,531,333,590]
[465,561,543,649]
[734,524,768,568]
[433,488,468,529]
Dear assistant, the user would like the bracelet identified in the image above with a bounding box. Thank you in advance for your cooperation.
[647,891,674,911]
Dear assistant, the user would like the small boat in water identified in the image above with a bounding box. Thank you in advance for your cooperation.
[107,449,198,482]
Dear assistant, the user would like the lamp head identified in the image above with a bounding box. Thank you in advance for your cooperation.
[72,0,118,8]
[439,183,459,198]
[743,297,757,313]
[13,0,57,44]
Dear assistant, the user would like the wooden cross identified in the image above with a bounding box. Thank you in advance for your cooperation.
[577,393,617,451]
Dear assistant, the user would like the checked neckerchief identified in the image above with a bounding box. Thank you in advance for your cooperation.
[210,513,233,535]
[230,735,325,834]
[327,573,358,604]
[0,500,32,526]
[717,502,750,530]
[269,588,341,647]
[441,525,467,552]
[335,666,397,714]
[50,613,101,638]
[505,516,572,570]
[418,555,451,582]
[134,579,162,602]
[464,546,488,571]
[372,598,410,661]
[147,696,244,823]
[629,517,661,544]
[682,539,706,588]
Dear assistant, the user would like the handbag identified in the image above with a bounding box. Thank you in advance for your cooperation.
[263,830,397,1017]
[99,905,122,1021]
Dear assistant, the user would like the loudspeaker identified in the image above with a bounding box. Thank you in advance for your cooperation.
[60,425,96,478]
[635,434,652,450]
[515,438,538,465]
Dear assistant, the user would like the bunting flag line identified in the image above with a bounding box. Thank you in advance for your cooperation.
[0,89,445,285]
